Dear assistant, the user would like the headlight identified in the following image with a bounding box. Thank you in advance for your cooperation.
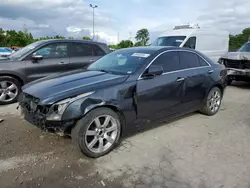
[46,91,95,121]
[218,58,224,64]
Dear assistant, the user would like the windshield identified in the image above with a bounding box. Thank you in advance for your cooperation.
[238,43,250,52]
[88,48,152,74]
[152,36,186,47]
[9,41,44,60]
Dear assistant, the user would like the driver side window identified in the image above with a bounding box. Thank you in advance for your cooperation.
[34,43,68,58]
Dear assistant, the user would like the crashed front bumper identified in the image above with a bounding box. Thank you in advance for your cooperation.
[21,106,75,136]
[227,68,250,82]
[227,68,250,76]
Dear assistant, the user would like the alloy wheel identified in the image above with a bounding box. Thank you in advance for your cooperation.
[208,90,221,113]
[85,115,119,154]
[0,81,18,102]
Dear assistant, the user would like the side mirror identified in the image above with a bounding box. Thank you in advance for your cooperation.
[143,65,163,78]
[32,54,43,63]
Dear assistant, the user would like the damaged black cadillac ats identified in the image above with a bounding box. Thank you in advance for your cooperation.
[19,46,227,158]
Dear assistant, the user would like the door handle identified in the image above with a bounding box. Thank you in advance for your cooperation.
[89,59,96,62]
[208,70,214,74]
[176,77,185,82]
[58,62,68,64]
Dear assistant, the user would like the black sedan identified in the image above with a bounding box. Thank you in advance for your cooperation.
[19,46,227,158]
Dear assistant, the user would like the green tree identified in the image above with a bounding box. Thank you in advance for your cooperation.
[134,41,143,47]
[135,28,149,46]
[54,35,65,39]
[229,28,250,51]
[108,44,119,49]
[118,40,133,48]
[82,36,91,40]
[0,28,7,46]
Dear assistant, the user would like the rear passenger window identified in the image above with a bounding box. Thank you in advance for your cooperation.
[152,51,180,72]
[199,57,209,66]
[70,43,94,57]
[93,45,105,56]
[179,51,200,69]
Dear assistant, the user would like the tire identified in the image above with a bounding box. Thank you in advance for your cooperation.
[0,76,21,105]
[71,107,122,158]
[200,87,222,116]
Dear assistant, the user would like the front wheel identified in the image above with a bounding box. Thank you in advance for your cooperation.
[0,76,21,105]
[72,107,121,158]
[200,87,222,116]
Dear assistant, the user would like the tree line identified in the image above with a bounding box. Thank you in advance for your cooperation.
[0,28,91,47]
[229,28,250,51]
[0,27,250,51]
[0,27,150,49]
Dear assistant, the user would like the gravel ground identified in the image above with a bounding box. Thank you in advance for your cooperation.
[0,82,250,188]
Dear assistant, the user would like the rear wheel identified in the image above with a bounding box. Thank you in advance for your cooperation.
[72,107,121,158]
[0,76,21,105]
[200,87,222,116]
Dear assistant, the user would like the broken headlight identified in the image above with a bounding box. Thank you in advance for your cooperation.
[46,91,95,121]
[218,58,224,64]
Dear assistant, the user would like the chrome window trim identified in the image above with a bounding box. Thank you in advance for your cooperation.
[137,49,211,80]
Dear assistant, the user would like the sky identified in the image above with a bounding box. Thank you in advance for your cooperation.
[1,0,250,44]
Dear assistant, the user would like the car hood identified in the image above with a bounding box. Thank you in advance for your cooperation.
[22,70,129,104]
[221,52,250,60]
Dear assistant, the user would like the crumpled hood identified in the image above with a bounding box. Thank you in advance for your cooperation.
[221,52,250,60]
[22,70,129,104]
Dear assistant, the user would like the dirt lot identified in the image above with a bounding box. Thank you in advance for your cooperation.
[0,82,250,188]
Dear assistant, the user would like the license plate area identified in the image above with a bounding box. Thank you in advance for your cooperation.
[23,109,45,128]
[227,70,237,75]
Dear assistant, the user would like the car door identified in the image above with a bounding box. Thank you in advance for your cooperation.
[178,50,211,110]
[24,42,70,82]
[68,42,105,71]
[136,51,186,121]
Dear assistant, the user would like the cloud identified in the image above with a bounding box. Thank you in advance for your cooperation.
[0,0,116,43]
[197,0,250,34]
[0,0,250,44]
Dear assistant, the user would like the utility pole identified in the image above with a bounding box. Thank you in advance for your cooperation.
[96,30,99,41]
[90,4,98,40]
[129,31,132,41]
[23,24,28,33]
[117,32,120,44]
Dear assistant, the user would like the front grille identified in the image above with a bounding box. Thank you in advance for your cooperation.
[19,92,50,115]
[224,59,250,69]
[24,109,46,128]
[19,92,51,128]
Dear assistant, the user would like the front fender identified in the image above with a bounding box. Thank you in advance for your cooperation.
[62,96,107,121]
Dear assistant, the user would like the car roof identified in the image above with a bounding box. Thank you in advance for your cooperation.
[117,46,196,53]
[39,39,107,46]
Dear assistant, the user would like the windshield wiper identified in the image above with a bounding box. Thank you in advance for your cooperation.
[89,68,126,75]
[98,69,113,74]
